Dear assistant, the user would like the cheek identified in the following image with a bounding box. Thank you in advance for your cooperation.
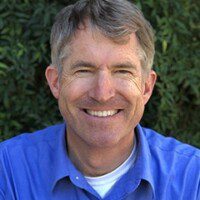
[59,77,93,104]
[116,77,143,99]
[116,78,145,118]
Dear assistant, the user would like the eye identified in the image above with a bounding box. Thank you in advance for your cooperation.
[115,69,132,74]
[76,69,91,73]
[75,68,92,74]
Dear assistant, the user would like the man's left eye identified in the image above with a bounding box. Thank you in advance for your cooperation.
[115,70,131,74]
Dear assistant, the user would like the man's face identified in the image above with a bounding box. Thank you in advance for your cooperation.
[47,27,156,148]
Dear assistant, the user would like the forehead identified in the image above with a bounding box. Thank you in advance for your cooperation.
[65,26,141,68]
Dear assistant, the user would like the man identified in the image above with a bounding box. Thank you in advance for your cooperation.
[0,0,199,199]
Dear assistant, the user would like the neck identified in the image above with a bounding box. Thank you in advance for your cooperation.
[67,131,135,177]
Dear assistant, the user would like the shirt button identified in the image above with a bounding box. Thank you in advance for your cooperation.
[76,176,79,180]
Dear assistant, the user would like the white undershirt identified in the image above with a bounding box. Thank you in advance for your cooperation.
[85,140,137,198]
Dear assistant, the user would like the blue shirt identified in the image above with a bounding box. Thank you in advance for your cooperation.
[0,123,200,200]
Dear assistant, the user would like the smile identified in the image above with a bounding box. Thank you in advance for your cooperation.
[85,110,119,117]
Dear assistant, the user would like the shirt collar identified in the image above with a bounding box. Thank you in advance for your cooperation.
[49,123,89,192]
[47,123,70,191]
[132,124,155,197]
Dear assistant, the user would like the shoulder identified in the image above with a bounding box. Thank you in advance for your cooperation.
[139,126,200,198]
[0,123,66,198]
[141,126,200,183]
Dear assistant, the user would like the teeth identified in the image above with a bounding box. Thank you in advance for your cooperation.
[86,110,118,117]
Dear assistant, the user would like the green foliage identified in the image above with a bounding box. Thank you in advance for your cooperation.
[0,0,199,147]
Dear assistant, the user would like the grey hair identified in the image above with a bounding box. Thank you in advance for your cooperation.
[50,0,155,75]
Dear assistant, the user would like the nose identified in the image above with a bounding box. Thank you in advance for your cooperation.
[89,70,115,103]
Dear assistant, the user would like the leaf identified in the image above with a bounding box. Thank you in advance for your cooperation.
[0,62,8,69]
[162,40,168,53]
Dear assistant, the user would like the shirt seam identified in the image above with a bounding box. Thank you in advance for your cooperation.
[0,135,59,152]
[148,143,200,159]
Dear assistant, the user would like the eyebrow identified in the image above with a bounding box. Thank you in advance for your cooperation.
[70,60,138,71]
[70,61,96,70]
[112,61,137,71]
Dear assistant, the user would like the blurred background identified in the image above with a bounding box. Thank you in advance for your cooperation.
[0,0,199,147]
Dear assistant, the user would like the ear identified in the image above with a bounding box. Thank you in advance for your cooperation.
[143,70,157,105]
[45,66,60,99]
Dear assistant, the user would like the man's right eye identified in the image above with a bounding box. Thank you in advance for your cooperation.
[76,69,91,73]
[74,68,93,75]
[77,69,90,73]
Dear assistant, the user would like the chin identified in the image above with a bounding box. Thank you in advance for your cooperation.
[84,131,127,148]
